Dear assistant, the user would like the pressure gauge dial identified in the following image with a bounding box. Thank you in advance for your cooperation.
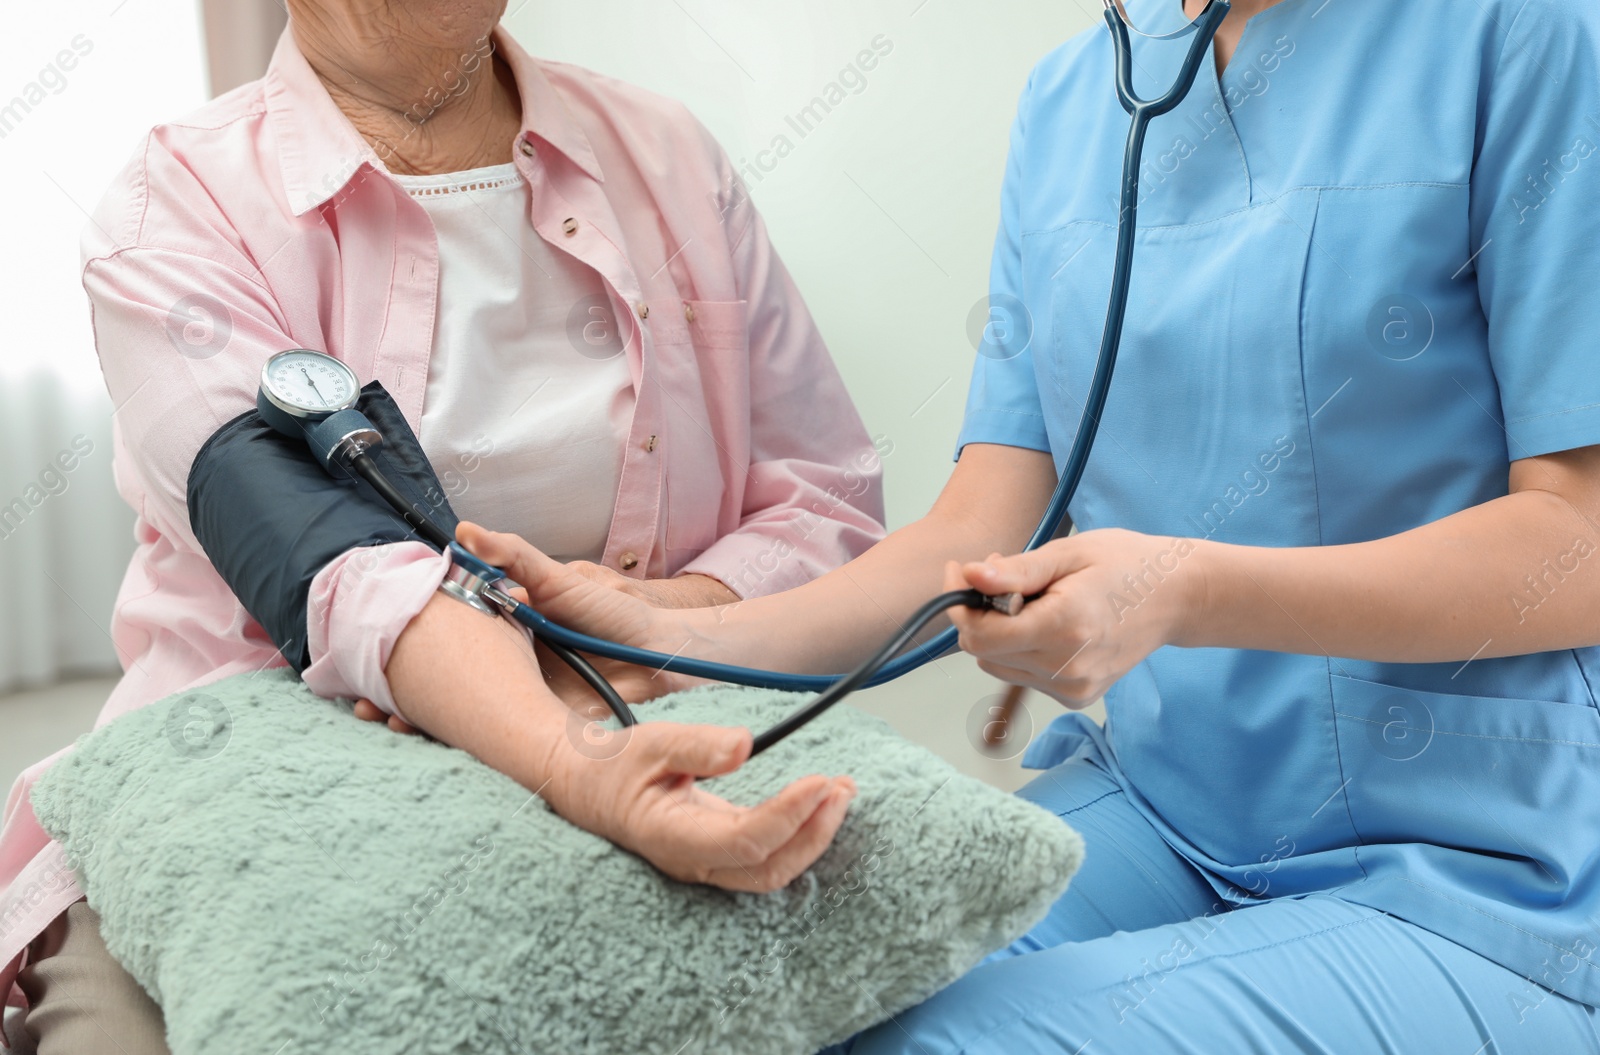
[259,349,361,421]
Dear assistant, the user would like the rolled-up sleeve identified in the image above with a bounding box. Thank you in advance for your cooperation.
[301,542,449,719]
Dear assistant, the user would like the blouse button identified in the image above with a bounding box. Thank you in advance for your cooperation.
[645,434,658,453]
[636,303,650,320]
[562,217,579,236]
[619,552,639,571]
[684,303,696,323]
[518,138,536,157]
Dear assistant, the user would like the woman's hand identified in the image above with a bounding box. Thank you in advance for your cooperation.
[564,561,739,610]
[359,672,856,893]
[542,720,857,892]
[948,528,1207,708]
[366,547,853,894]
[353,697,421,733]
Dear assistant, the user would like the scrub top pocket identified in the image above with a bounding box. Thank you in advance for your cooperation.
[1330,672,1600,893]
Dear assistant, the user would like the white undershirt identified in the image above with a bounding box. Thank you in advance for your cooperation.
[394,163,633,564]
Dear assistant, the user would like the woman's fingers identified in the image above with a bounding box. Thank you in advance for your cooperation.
[662,774,827,865]
[706,781,857,892]
[352,697,421,735]
[717,774,844,865]
[551,723,856,895]
[680,776,852,891]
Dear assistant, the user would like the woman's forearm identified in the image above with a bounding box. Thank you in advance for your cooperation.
[1189,486,1600,663]
[385,591,570,788]
[382,584,858,894]
[668,445,1059,674]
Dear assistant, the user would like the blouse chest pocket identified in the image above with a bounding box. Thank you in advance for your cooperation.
[648,299,751,567]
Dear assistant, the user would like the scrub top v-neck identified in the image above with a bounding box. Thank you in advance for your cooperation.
[958,0,1600,1006]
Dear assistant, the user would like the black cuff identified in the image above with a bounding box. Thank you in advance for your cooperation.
[187,382,461,672]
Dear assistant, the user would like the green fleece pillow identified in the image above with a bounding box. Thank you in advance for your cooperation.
[31,670,1082,1055]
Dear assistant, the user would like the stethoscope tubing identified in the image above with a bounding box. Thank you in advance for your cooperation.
[374,1,1231,750]
[474,1,1231,694]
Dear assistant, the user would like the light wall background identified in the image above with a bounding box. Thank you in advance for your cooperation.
[503,0,1092,525]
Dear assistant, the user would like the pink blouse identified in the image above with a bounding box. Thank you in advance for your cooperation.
[0,26,885,1020]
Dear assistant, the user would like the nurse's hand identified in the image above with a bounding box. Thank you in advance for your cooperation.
[947,529,1205,708]
[454,521,690,660]
[351,582,684,735]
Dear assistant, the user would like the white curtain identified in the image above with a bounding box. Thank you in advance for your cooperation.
[0,377,133,691]
[200,0,286,97]
[0,0,283,693]
[0,0,209,692]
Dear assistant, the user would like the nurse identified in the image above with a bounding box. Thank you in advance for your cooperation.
[462,0,1600,1048]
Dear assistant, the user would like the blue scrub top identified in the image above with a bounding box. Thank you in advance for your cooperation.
[960,0,1600,1006]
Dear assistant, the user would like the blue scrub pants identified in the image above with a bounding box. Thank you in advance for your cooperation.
[828,756,1600,1054]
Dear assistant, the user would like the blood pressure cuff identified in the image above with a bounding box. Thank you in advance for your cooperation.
[187,381,461,672]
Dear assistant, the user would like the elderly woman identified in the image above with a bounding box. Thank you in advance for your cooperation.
[0,1,881,1049]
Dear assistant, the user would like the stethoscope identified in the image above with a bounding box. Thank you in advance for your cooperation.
[254,0,1230,755]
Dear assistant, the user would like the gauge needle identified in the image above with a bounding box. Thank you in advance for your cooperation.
[301,367,330,407]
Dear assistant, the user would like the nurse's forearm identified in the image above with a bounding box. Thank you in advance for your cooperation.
[1189,460,1600,662]
[674,445,1059,673]
[679,516,989,673]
